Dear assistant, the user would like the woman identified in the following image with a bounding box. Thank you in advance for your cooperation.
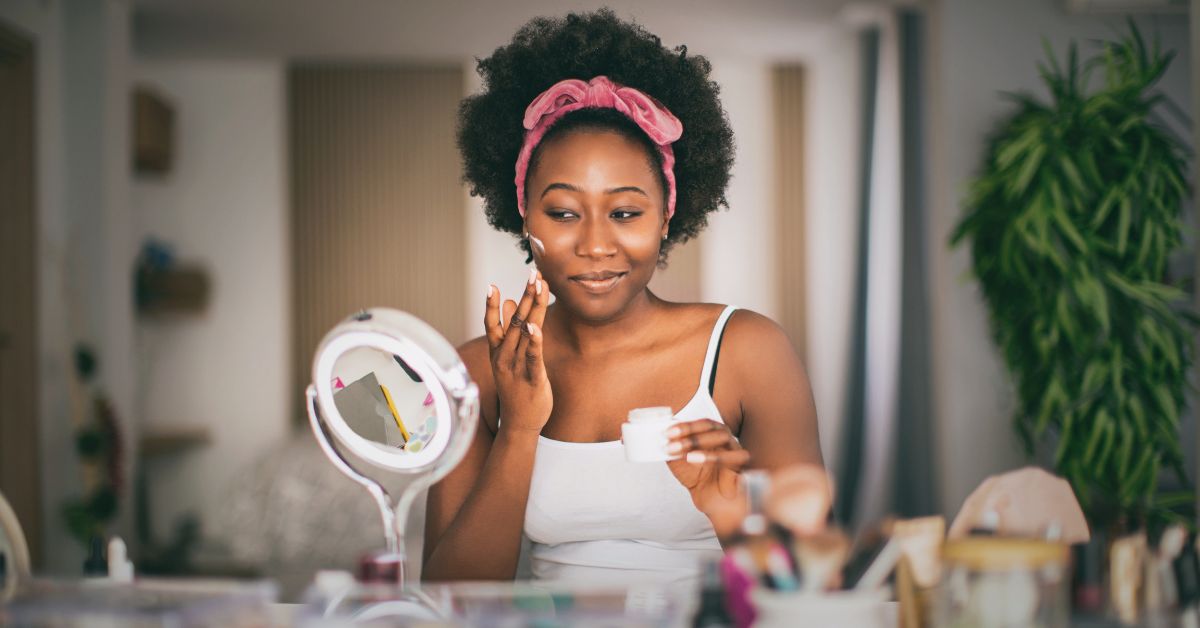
[423,9,824,584]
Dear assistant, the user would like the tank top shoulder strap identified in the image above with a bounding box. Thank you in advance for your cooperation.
[698,305,738,396]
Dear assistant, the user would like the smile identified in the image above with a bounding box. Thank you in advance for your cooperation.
[569,271,628,294]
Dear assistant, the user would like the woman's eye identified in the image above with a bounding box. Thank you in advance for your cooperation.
[548,209,578,220]
[611,209,643,220]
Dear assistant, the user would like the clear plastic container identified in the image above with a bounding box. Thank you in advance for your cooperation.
[933,537,1071,628]
[3,577,277,627]
[298,577,691,627]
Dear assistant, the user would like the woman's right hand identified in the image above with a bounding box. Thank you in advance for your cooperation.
[486,269,552,435]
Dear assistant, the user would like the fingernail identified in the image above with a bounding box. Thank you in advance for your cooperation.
[487,285,494,299]
[666,441,683,454]
[527,322,540,336]
[686,451,706,464]
[666,427,681,439]
[536,280,543,296]
[529,268,537,285]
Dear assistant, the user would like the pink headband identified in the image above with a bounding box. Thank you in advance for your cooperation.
[514,76,683,219]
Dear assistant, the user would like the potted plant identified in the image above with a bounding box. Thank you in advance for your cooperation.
[951,21,1197,533]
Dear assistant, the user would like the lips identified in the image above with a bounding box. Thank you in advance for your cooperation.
[569,270,628,294]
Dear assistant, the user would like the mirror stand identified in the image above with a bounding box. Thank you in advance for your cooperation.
[306,385,402,564]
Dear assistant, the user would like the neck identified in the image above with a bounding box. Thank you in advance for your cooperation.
[548,289,662,356]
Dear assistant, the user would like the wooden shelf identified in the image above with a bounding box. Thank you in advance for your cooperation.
[139,426,211,458]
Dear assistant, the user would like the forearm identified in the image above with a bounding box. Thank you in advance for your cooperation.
[422,429,539,581]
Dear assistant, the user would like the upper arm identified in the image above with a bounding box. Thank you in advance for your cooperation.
[721,310,823,471]
[423,336,497,561]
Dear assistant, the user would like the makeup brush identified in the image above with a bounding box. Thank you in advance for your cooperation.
[794,528,851,593]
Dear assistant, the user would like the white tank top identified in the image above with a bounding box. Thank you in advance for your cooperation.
[520,305,738,586]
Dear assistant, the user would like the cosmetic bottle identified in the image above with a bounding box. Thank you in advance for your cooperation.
[82,536,107,577]
[721,471,785,628]
[693,558,733,627]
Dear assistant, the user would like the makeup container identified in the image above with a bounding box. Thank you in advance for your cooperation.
[621,407,678,462]
[932,537,1070,628]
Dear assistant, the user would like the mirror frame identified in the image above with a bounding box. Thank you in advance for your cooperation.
[307,308,479,570]
[314,332,453,470]
[311,309,477,474]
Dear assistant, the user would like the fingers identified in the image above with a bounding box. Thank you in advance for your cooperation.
[667,427,736,455]
[687,448,751,469]
[524,322,545,380]
[527,270,550,331]
[666,418,724,439]
[666,419,746,467]
[498,270,539,357]
[501,299,517,336]
[484,285,503,349]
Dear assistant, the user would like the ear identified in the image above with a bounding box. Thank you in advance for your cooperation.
[661,218,670,241]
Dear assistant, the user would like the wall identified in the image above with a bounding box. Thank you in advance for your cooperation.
[801,27,862,470]
[131,61,291,544]
[927,0,1193,518]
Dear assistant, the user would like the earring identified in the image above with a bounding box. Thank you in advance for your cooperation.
[662,233,668,241]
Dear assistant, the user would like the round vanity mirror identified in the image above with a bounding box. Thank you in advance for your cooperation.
[306,308,478,585]
[326,347,450,467]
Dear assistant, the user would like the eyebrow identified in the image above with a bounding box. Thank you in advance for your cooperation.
[539,183,650,199]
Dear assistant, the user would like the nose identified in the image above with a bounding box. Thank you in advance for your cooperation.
[575,215,617,259]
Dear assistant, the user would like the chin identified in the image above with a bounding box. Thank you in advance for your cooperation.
[559,285,642,323]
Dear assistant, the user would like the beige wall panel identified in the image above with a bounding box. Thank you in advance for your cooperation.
[290,65,464,415]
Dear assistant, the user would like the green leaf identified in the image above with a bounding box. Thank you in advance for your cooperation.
[1052,207,1088,252]
[1083,409,1109,466]
[1153,384,1180,426]
[1121,449,1155,502]
[998,127,1039,169]
[1011,144,1047,198]
[1090,188,1120,228]
[1128,395,1148,440]
[1056,409,1077,466]
[1059,153,1086,193]
[1093,409,1117,470]
[1116,196,1132,255]
[1035,376,1065,437]
[1153,491,1195,510]
[1115,421,1134,477]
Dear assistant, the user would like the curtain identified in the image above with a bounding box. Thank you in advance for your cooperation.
[836,8,936,528]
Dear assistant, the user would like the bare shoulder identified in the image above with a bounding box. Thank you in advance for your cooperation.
[456,336,498,434]
[725,308,790,340]
[721,308,806,372]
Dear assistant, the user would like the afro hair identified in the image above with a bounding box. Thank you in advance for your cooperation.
[457,8,736,261]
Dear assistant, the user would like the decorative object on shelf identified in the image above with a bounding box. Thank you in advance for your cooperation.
[133,85,174,175]
[61,345,125,549]
[135,239,211,315]
[951,20,1197,531]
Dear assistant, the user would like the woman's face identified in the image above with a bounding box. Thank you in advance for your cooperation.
[524,130,668,323]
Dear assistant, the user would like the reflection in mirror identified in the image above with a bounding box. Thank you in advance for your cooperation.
[331,348,438,454]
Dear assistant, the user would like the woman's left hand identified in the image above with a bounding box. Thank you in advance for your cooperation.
[665,419,751,539]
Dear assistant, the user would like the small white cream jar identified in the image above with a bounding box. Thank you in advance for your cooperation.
[621,406,678,462]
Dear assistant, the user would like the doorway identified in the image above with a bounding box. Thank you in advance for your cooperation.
[0,19,41,568]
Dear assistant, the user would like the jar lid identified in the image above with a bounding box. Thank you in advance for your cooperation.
[943,537,1069,571]
[627,407,673,422]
